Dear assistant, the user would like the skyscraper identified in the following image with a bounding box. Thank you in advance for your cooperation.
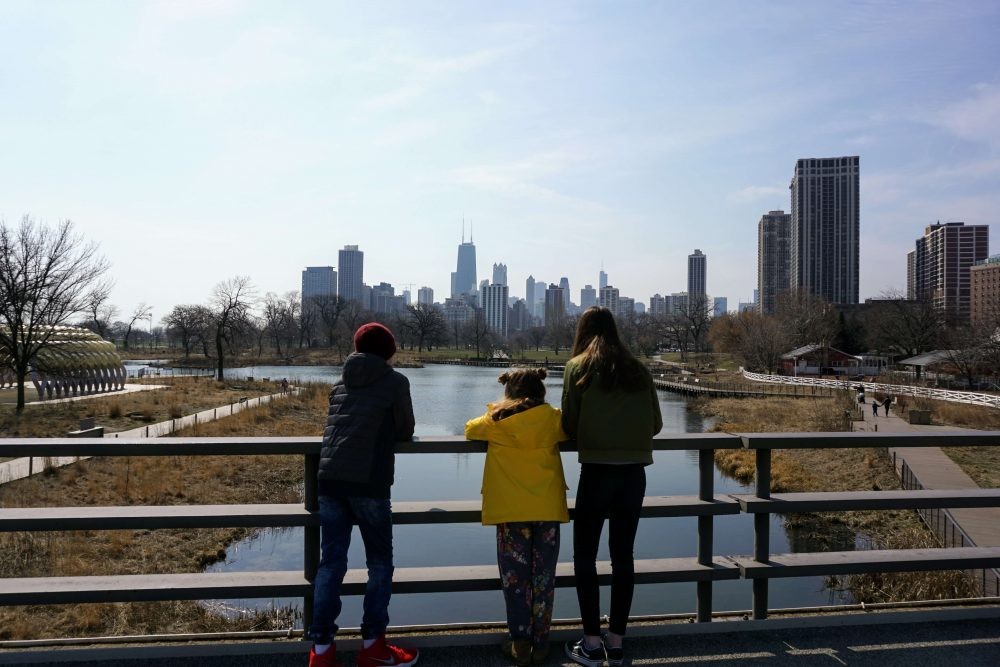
[544,284,565,326]
[649,294,667,318]
[790,156,860,304]
[713,297,728,317]
[450,230,477,299]
[580,284,597,310]
[492,263,507,286]
[757,210,792,315]
[559,277,571,312]
[482,283,509,337]
[301,266,336,311]
[525,275,536,318]
[599,269,608,289]
[687,249,707,308]
[417,286,434,305]
[598,285,619,315]
[908,221,989,322]
[337,245,364,304]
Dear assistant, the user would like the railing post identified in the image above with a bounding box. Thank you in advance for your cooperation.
[303,452,321,629]
[752,447,771,620]
[696,448,714,622]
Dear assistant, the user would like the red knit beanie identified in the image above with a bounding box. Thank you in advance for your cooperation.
[353,323,397,360]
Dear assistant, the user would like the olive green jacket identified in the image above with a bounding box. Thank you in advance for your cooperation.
[560,357,663,465]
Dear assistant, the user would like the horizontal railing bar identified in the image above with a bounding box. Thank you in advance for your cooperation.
[0,557,741,605]
[733,489,1000,513]
[738,431,1000,450]
[0,496,740,532]
[733,547,1000,579]
[7,431,1000,458]
[0,432,743,458]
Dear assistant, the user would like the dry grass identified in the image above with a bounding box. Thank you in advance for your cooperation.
[698,394,978,603]
[0,384,329,640]
[0,376,278,438]
[916,398,1000,430]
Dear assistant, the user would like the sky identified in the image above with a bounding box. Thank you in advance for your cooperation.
[1,0,999,322]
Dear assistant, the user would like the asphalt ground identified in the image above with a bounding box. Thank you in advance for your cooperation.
[3,614,1000,667]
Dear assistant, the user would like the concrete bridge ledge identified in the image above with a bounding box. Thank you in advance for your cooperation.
[3,604,1000,666]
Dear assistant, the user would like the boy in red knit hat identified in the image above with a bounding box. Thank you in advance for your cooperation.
[307,322,418,667]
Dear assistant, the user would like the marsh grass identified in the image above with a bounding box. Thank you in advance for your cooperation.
[698,394,977,603]
[0,383,328,640]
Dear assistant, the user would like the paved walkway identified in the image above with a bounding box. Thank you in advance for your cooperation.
[0,389,297,485]
[852,407,1000,593]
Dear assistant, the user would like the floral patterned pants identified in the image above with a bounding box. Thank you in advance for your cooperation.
[496,521,561,645]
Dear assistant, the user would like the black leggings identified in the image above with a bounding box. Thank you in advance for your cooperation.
[572,463,646,636]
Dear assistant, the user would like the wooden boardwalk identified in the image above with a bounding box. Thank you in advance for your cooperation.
[853,410,1000,594]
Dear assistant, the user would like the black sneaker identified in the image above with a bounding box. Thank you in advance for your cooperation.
[565,637,605,667]
[602,635,624,667]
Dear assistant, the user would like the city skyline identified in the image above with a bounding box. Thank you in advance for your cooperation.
[1,2,998,318]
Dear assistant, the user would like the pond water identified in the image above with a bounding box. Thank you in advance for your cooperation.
[208,363,853,625]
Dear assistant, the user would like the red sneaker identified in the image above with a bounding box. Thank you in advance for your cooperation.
[309,644,343,667]
[356,635,419,667]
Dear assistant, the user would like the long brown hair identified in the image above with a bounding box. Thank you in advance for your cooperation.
[489,368,548,421]
[569,306,647,392]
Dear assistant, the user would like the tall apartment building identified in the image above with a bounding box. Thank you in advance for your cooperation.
[559,277,571,312]
[687,249,707,308]
[971,255,1000,326]
[598,285,620,315]
[619,297,635,318]
[510,299,530,332]
[544,284,565,327]
[482,283,510,337]
[757,210,792,315]
[301,266,336,312]
[492,263,507,286]
[790,156,860,304]
[417,286,434,306]
[908,222,990,322]
[649,294,667,318]
[337,246,364,303]
[580,285,597,310]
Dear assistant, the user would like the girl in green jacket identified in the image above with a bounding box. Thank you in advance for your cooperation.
[465,368,569,666]
[562,307,662,667]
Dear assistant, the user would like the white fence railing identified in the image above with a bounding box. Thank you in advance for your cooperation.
[741,369,1000,410]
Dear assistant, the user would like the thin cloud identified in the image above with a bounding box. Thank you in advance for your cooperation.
[935,83,1000,149]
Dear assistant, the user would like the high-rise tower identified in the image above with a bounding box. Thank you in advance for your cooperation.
[908,221,989,322]
[790,156,860,304]
[757,210,792,315]
[450,225,477,299]
[337,245,364,304]
[687,249,706,308]
[492,263,507,286]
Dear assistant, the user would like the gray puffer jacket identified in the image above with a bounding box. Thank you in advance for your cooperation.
[317,352,415,499]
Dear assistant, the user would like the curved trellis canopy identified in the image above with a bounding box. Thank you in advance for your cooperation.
[0,326,126,399]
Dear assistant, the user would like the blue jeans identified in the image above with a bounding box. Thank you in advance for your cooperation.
[307,495,394,643]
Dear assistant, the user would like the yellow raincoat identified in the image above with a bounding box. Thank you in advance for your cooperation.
[465,403,570,525]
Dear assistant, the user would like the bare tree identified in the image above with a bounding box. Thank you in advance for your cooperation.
[527,326,546,352]
[122,302,152,350]
[862,290,943,360]
[210,276,256,380]
[402,303,448,352]
[464,309,492,359]
[0,217,110,412]
[163,304,212,357]
[81,279,118,339]
[709,311,788,373]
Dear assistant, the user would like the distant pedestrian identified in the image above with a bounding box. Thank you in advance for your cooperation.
[883,396,893,416]
[872,400,879,417]
[281,378,289,393]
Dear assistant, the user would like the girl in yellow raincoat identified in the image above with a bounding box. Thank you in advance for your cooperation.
[465,368,569,666]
